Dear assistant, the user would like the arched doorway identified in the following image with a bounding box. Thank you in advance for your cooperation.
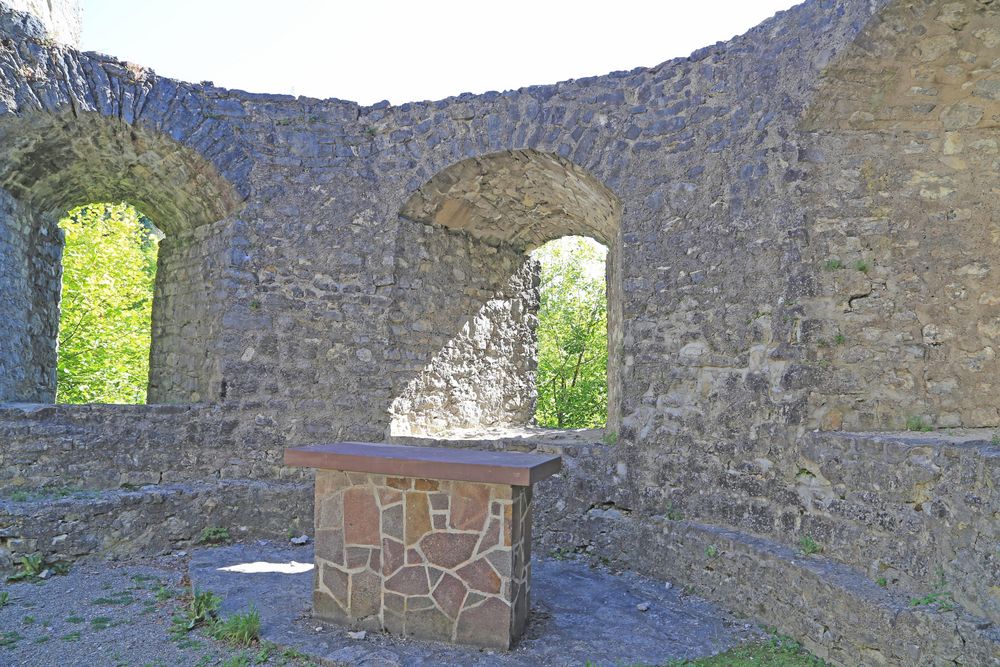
[389,150,622,438]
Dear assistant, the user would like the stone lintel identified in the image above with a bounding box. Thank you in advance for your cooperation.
[284,442,561,486]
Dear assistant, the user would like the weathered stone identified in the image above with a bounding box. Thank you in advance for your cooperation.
[419,532,479,570]
[449,482,491,532]
[385,566,430,595]
[455,597,512,649]
[457,558,501,594]
[349,569,381,619]
[405,491,431,546]
[433,572,468,619]
[343,487,380,547]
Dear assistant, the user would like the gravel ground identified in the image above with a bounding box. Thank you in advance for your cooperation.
[1,542,760,666]
[0,554,309,667]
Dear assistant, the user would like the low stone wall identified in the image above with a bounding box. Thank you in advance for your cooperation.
[0,480,312,569]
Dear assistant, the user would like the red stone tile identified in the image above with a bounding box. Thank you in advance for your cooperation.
[385,565,430,595]
[503,503,513,547]
[477,518,500,554]
[405,491,432,546]
[450,482,491,532]
[432,572,467,619]
[382,537,404,576]
[378,486,403,506]
[343,486,380,546]
[419,532,479,570]
[455,596,512,649]
[386,477,412,490]
[406,548,425,565]
[457,558,501,594]
[414,479,439,491]
[432,514,447,529]
[429,493,449,511]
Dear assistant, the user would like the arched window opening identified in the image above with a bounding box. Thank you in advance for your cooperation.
[56,202,162,404]
[532,236,608,429]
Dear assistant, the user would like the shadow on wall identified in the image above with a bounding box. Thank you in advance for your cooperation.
[386,150,623,438]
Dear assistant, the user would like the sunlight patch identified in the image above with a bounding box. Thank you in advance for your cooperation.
[218,561,314,574]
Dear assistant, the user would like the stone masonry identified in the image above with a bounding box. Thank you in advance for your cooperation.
[2,1,1000,663]
[312,470,531,649]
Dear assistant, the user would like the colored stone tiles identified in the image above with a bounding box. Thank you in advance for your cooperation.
[312,470,532,649]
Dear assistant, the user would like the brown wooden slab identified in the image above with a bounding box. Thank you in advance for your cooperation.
[284,442,561,486]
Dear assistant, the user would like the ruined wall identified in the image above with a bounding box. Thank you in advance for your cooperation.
[387,220,537,436]
[0,189,57,402]
[800,0,1000,430]
[3,0,1000,661]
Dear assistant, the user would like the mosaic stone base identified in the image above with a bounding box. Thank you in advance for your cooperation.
[312,470,532,649]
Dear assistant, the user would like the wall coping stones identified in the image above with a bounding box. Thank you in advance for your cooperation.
[284,442,561,486]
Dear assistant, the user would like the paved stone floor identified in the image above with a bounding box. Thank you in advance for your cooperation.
[191,543,761,666]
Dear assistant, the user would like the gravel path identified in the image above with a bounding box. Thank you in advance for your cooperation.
[1,542,760,666]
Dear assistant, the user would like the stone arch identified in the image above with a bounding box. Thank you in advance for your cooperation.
[390,149,624,437]
[0,111,245,404]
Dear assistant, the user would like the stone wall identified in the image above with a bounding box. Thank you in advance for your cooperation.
[3,0,1000,661]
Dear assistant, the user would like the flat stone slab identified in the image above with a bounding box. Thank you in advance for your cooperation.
[284,442,561,486]
[190,542,761,666]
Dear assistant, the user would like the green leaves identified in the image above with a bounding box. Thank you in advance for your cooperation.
[56,203,160,404]
[531,236,608,429]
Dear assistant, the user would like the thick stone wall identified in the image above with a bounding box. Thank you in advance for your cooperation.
[3,0,1000,661]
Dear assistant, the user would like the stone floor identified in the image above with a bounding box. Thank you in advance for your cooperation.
[190,542,761,666]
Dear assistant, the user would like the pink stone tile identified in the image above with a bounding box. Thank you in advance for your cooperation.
[385,565,430,595]
[432,514,447,529]
[432,572,467,619]
[457,558,501,594]
[350,569,380,618]
[344,486,380,546]
[476,518,500,554]
[455,596,512,649]
[419,532,479,570]
[406,548,424,565]
[378,486,403,507]
[450,482,491,532]
[321,563,349,607]
[345,546,371,570]
[382,537,404,576]
[414,479,439,491]
[429,493,449,511]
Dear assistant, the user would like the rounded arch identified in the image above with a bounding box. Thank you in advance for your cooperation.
[400,149,622,250]
[0,111,245,235]
[0,111,245,404]
[391,149,624,437]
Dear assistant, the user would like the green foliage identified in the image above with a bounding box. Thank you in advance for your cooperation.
[209,605,260,647]
[798,535,822,556]
[196,527,232,544]
[905,415,933,432]
[823,259,844,271]
[56,203,160,404]
[532,236,608,429]
[0,591,8,608]
[854,260,871,273]
[705,545,719,558]
[170,588,221,636]
[665,633,827,666]
[910,567,955,611]
[7,554,44,582]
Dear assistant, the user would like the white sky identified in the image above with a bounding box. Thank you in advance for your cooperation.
[81,1,799,106]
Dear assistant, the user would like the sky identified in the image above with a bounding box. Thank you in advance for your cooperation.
[81,1,799,106]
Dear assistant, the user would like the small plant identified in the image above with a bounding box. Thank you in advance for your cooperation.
[824,259,844,271]
[910,567,955,611]
[210,606,261,647]
[601,431,619,445]
[798,535,822,556]
[905,416,933,432]
[22,615,34,625]
[196,527,232,544]
[155,584,175,601]
[92,590,134,606]
[664,503,683,521]
[365,126,377,138]
[221,655,251,667]
[61,630,81,642]
[854,260,871,273]
[249,300,261,310]
[0,631,21,648]
[0,591,8,608]
[171,587,221,636]
[876,577,888,588]
[705,545,719,558]
[9,490,28,502]
[991,431,1000,446]
[91,616,114,630]
[7,554,44,582]
[548,547,572,560]
[66,614,85,624]
[833,333,847,345]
